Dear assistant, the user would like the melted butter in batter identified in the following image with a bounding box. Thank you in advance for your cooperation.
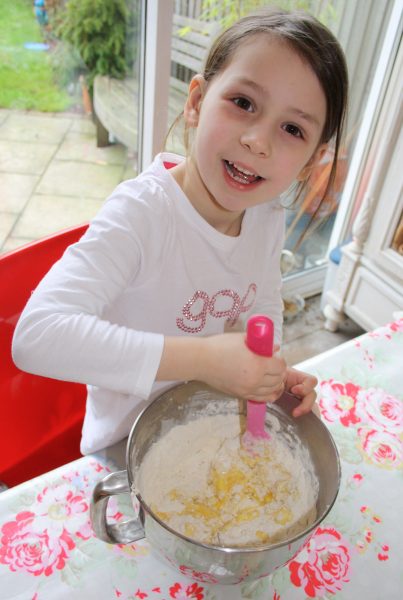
[135,414,318,547]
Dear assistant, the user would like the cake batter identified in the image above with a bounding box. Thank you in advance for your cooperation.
[135,413,318,547]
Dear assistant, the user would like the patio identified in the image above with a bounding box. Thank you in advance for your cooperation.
[0,108,134,255]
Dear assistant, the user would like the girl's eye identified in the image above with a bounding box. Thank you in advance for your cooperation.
[283,123,303,138]
[232,97,253,112]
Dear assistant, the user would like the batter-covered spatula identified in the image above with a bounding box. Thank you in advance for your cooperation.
[242,315,274,447]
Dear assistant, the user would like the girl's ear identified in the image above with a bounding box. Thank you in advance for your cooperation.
[184,75,206,127]
[297,143,328,181]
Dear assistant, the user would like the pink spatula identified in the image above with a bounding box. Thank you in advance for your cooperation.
[243,315,274,447]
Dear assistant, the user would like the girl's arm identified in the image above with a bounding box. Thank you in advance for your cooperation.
[12,192,164,401]
[157,336,317,412]
[12,200,286,403]
[157,333,287,403]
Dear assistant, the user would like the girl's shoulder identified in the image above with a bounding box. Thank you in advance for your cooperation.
[107,153,182,218]
[242,199,285,248]
[84,153,182,255]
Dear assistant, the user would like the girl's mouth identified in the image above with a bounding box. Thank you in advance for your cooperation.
[224,160,263,185]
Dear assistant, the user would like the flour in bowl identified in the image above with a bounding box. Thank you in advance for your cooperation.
[135,413,318,547]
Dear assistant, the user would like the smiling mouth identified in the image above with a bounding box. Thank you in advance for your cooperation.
[224,160,263,185]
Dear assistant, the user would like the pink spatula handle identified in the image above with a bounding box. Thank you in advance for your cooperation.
[246,315,274,439]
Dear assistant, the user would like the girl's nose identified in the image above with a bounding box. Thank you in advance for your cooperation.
[240,127,271,157]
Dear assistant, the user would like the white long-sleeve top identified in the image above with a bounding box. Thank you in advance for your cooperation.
[12,153,285,454]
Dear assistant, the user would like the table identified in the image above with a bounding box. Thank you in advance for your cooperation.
[1,319,402,599]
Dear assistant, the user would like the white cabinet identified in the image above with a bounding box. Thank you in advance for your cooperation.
[324,41,403,332]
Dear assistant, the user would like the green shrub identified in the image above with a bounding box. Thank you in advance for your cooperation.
[56,0,137,93]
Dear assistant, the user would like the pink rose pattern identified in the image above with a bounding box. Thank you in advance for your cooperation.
[179,564,219,584]
[358,427,402,469]
[0,460,212,598]
[0,511,74,576]
[318,380,361,426]
[170,581,204,599]
[366,317,403,340]
[288,527,351,598]
[112,583,205,599]
[0,461,110,577]
[319,380,403,469]
[287,321,401,596]
[356,505,390,561]
[114,581,206,599]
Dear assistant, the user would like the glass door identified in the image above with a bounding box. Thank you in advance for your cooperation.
[92,0,145,174]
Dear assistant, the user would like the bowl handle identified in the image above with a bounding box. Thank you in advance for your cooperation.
[90,470,145,544]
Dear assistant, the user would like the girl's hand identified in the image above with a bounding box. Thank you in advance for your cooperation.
[197,332,287,402]
[285,367,318,417]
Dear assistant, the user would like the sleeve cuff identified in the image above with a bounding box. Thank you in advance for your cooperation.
[132,332,165,399]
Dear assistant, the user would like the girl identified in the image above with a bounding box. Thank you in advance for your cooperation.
[12,8,348,459]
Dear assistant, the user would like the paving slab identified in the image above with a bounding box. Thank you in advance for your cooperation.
[0,173,39,213]
[0,212,18,247]
[0,109,10,126]
[12,193,105,239]
[70,117,97,135]
[56,131,127,164]
[37,160,123,198]
[122,158,138,181]
[0,140,57,174]
[0,113,72,144]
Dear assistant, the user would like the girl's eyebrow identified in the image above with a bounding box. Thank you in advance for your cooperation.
[287,108,321,129]
[232,76,264,95]
[232,76,321,129]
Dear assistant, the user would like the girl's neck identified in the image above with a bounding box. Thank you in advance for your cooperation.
[170,159,244,237]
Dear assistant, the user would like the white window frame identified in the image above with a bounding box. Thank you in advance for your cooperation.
[139,0,174,170]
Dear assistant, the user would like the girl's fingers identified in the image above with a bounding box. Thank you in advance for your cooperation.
[248,381,285,402]
[292,388,317,417]
[290,383,305,396]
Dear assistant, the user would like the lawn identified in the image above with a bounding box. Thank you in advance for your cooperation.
[0,0,72,111]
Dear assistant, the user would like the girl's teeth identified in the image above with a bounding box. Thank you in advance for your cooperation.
[228,161,256,177]
[225,161,260,184]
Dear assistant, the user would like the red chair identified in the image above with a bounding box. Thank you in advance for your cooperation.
[0,224,89,488]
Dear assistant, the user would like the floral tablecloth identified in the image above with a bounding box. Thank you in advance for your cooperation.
[1,319,402,600]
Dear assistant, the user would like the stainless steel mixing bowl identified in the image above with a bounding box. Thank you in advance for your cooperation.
[91,381,340,585]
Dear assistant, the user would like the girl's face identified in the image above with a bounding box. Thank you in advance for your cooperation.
[177,34,328,235]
